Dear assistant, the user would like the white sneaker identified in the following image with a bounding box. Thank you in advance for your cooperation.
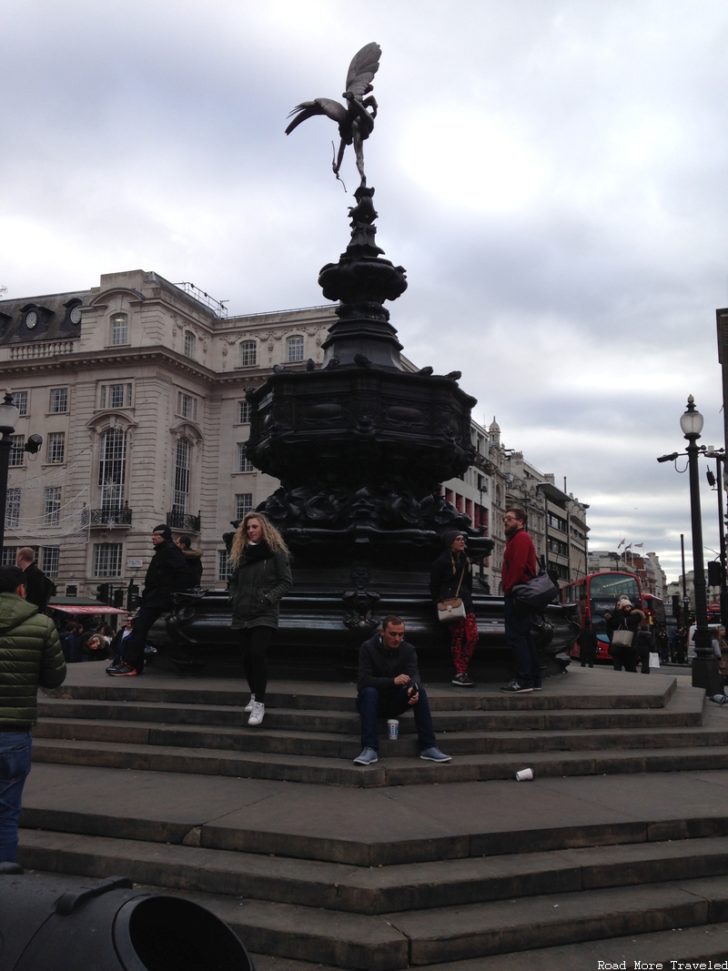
[244,694,256,712]
[248,701,265,726]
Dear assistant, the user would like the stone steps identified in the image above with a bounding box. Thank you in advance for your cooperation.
[422,923,728,970]
[15,848,728,971]
[37,697,705,732]
[17,829,728,915]
[34,714,728,755]
[32,676,720,790]
[40,675,680,712]
[31,733,728,787]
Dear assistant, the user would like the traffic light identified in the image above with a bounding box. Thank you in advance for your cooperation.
[113,589,124,609]
[708,561,724,588]
[96,583,111,603]
[126,583,140,611]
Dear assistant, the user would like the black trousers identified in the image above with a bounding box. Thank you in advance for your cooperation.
[122,599,169,672]
[240,626,275,703]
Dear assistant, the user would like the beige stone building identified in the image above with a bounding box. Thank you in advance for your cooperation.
[0,270,333,598]
[442,417,589,593]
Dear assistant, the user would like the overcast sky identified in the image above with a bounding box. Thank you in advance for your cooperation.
[3,0,728,583]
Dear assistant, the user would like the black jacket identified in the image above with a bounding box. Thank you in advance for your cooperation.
[430,550,473,612]
[357,632,421,692]
[22,562,55,612]
[142,541,190,607]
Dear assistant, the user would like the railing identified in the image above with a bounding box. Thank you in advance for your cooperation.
[166,511,201,531]
[10,341,77,360]
[81,507,133,528]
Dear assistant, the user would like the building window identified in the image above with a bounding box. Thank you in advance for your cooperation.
[238,399,251,424]
[183,331,196,358]
[217,549,232,581]
[11,391,28,416]
[235,493,253,519]
[1,547,18,568]
[237,443,254,473]
[173,439,191,514]
[9,435,25,467]
[98,427,127,511]
[41,546,60,577]
[49,387,69,414]
[110,313,128,346]
[44,486,62,526]
[5,488,20,528]
[94,543,122,578]
[99,383,133,409]
[177,392,197,421]
[239,340,257,367]
[286,334,304,363]
[47,431,65,464]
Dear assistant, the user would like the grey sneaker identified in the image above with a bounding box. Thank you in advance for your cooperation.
[420,747,452,763]
[244,694,256,712]
[500,681,533,693]
[353,747,379,765]
[451,672,474,687]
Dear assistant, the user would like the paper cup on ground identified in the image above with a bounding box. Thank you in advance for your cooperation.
[387,719,399,740]
[515,768,534,781]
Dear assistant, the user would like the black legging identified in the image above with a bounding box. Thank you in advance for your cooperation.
[241,626,275,703]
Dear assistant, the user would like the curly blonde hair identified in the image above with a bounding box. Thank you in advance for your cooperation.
[229,511,288,568]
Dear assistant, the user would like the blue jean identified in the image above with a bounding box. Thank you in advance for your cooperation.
[0,732,32,863]
[357,685,437,752]
[504,595,541,688]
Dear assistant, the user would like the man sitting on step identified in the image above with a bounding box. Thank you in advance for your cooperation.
[353,616,451,766]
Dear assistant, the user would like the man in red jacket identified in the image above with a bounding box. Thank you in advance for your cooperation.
[501,505,540,693]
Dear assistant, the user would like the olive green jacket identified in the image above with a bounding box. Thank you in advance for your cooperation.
[0,592,66,729]
[229,549,292,630]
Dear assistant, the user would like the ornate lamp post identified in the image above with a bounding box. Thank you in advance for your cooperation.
[679,396,722,693]
[0,391,20,558]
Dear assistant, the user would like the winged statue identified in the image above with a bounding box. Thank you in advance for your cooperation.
[285,42,381,187]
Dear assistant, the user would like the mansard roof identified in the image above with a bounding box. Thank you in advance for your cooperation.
[0,289,88,345]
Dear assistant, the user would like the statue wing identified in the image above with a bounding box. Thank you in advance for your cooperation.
[344,42,381,98]
[285,98,348,135]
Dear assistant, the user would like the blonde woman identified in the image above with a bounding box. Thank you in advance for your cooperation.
[229,512,292,726]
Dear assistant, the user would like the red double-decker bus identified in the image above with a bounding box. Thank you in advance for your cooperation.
[560,571,642,663]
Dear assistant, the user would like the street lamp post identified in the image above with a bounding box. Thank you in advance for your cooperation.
[0,391,20,558]
[679,396,722,694]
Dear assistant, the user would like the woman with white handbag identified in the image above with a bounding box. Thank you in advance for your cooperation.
[604,596,644,672]
[430,531,478,687]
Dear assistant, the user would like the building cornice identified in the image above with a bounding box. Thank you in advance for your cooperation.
[0,344,324,393]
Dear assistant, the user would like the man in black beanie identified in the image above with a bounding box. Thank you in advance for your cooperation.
[107,525,189,676]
